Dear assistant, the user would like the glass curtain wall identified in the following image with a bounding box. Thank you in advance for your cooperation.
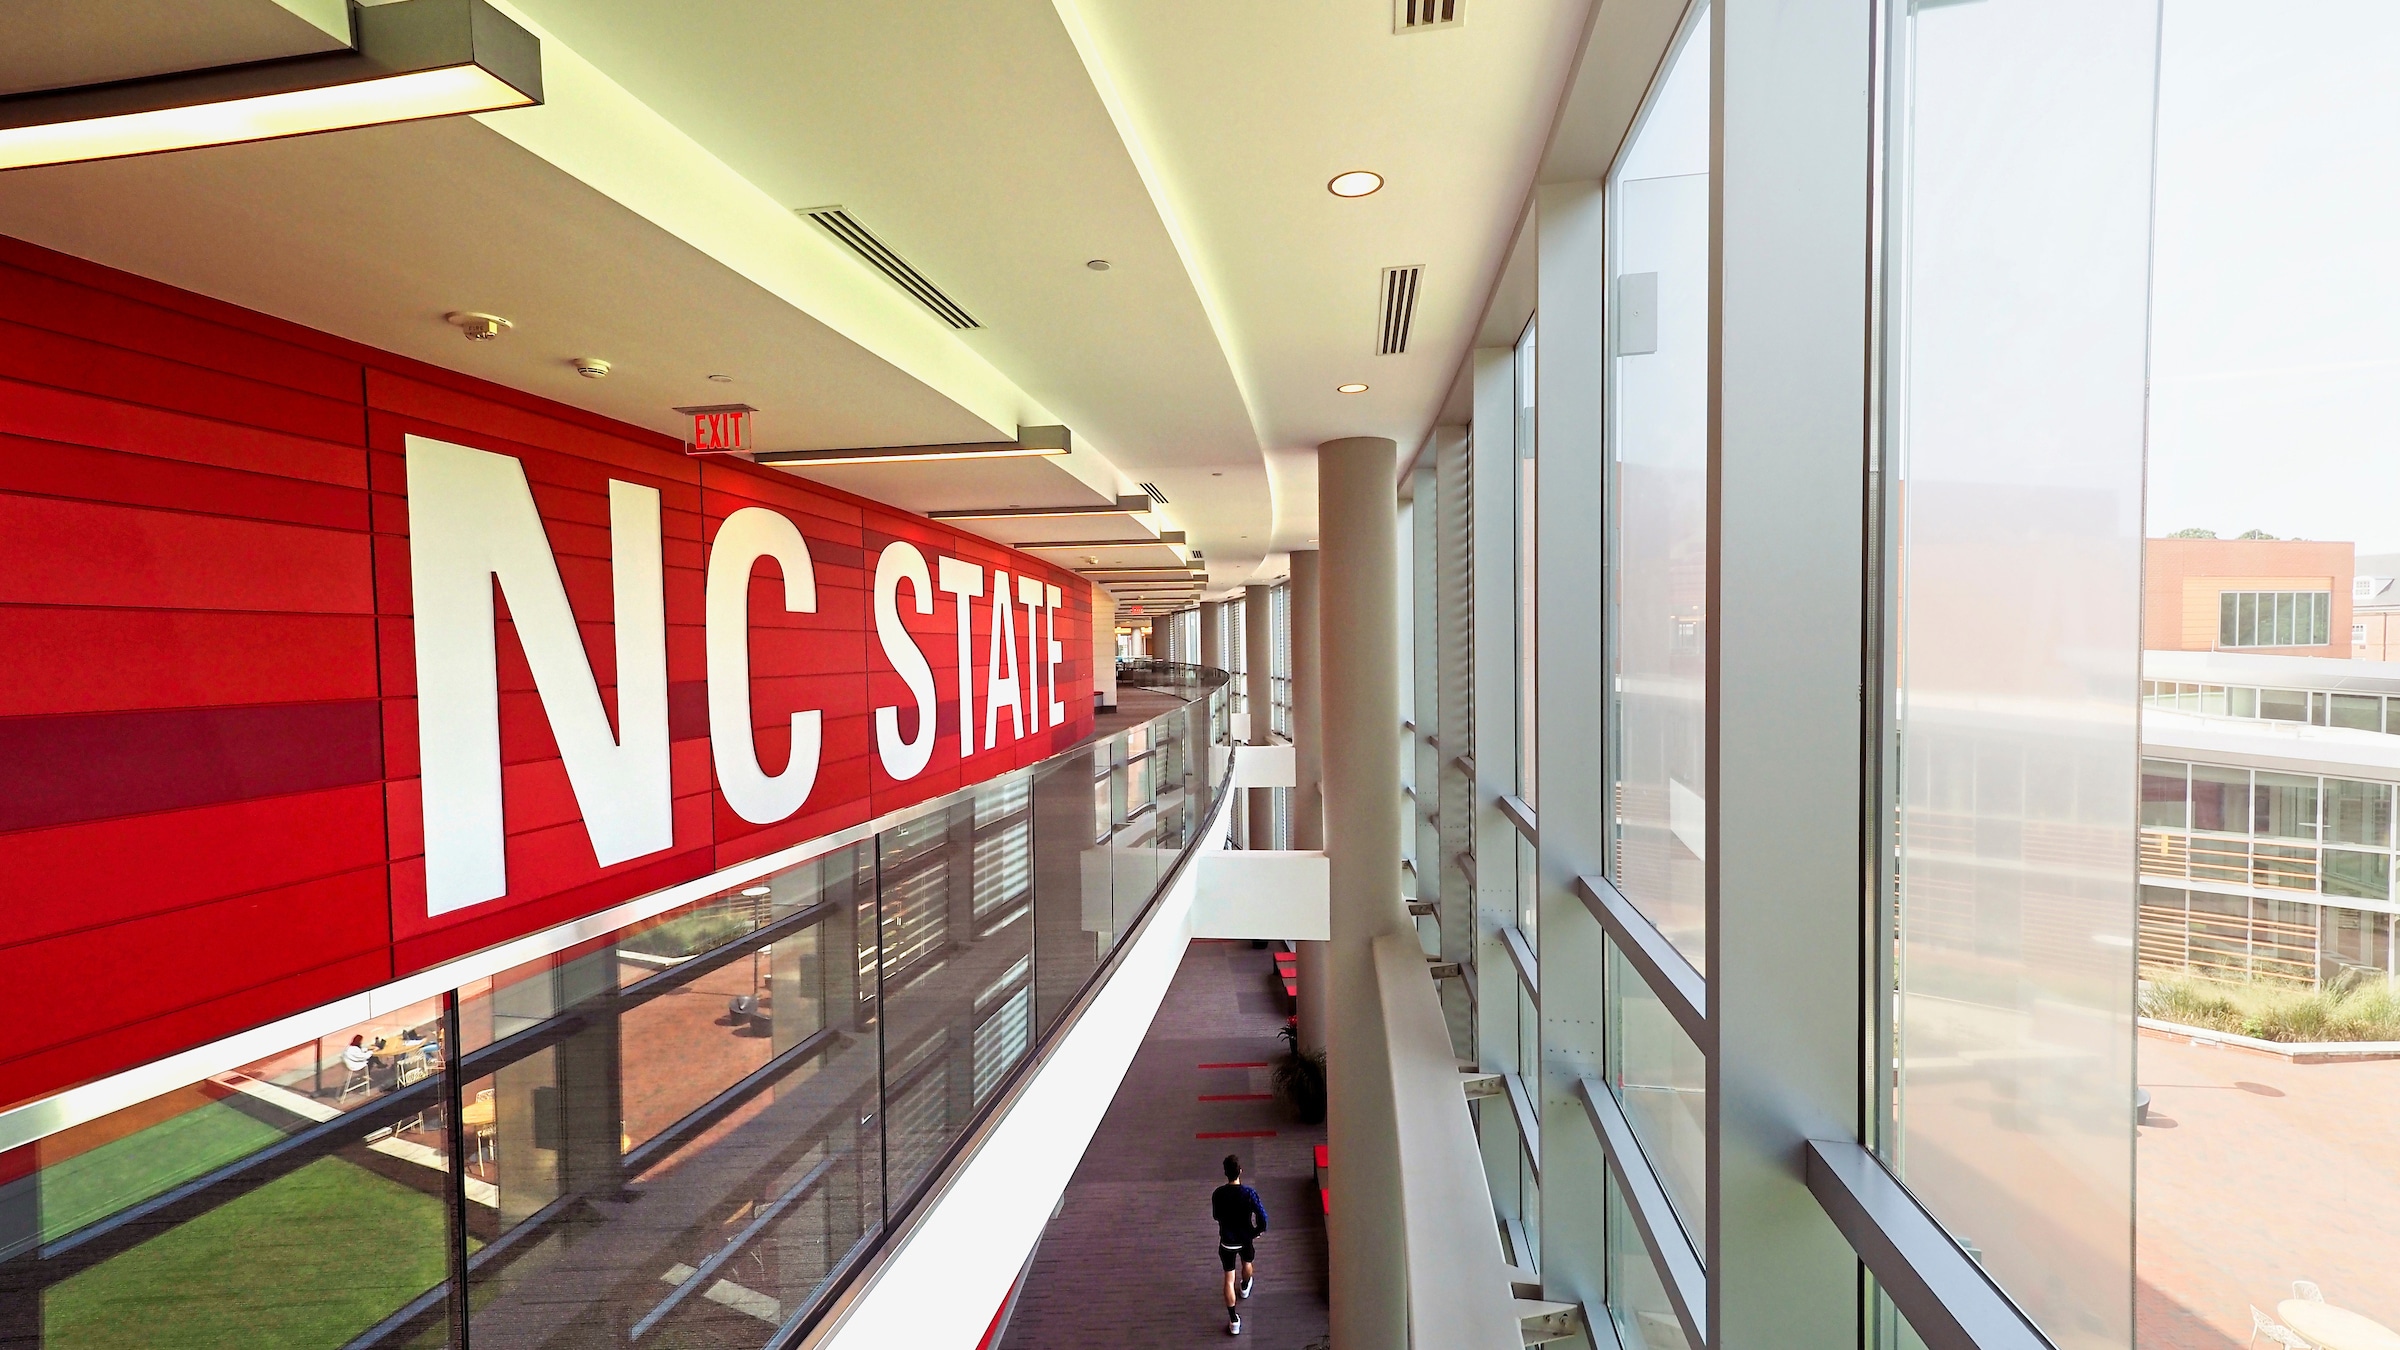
[2127,1,2400,1343]
[1514,320,1539,810]
[1877,2,2156,1347]
[1601,12,1713,1340]
[0,689,1229,1350]
[1607,4,1710,971]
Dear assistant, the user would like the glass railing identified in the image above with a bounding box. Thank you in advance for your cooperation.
[0,674,1230,1350]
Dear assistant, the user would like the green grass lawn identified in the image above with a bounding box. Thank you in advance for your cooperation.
[44,1156,452,1349]
[40,1102,286,1244]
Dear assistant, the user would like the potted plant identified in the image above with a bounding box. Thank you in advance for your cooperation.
[1273,1023,1327,1124]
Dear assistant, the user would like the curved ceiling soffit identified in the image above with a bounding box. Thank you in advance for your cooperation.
[1048,0,1279,527]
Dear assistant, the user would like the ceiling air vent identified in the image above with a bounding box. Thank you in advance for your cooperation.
[1394,0,1463,32]
[1138,481,1171,505]
[1378,265,1424,356]
[800,206,980,330]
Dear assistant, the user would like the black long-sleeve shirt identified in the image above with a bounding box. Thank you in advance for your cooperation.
[1212,1182,1269,1246]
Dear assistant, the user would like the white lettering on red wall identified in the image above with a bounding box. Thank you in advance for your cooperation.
[0,236,1094,1109]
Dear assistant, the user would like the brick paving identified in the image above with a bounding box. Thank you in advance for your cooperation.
[1001,939,1329,1350]
[2138,1030,2400,1348]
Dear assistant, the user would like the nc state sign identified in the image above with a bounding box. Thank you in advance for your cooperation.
[406,433,1079,915]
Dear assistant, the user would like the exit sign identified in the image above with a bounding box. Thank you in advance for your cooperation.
[675,403,756,455]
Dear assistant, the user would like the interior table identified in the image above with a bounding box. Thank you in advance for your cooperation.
[2280,1300,2400,1350]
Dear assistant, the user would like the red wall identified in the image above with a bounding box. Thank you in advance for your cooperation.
[0,236,1094,1112]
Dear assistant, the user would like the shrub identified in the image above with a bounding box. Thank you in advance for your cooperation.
[620,910,750,960]
[2141,968,2400,1042]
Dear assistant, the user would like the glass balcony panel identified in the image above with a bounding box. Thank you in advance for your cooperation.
[3,668,1227,1347]
[1033,751,1110,1037]
[21,1007,456,1349]
[876,792,1037,1211]
[1608,6,1712,971]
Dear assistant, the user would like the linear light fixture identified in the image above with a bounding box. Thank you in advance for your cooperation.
[930,495,1152,522]
[0,0,543,173]
[1011,532,1185,549]
[753,425,1070,469]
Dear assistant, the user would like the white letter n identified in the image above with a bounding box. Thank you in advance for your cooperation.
[406,434,673,915]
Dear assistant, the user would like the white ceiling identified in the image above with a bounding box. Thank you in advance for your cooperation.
[0,0,341,96]
[0,118,1008,454]
[0,0,1611,608]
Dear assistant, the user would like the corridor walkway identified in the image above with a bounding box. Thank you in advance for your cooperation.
[999,939,1329,1349]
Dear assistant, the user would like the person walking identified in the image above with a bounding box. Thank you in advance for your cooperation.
[1211,1154,1269,1335]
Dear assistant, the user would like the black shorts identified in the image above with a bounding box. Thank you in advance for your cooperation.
[1218,1242,1255,1271]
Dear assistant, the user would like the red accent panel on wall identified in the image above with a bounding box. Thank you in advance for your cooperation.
[0,233,1097,1113]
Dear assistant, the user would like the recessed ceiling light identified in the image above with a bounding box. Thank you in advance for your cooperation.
[708,374,734,383]
[1328,170,1383,198]
[1337,383,1369,394]
[1086,259,1112,271]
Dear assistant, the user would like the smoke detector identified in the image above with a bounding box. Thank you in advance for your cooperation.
[446,312,512,341]
[569,356,612,379]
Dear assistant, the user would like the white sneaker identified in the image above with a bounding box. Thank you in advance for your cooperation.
[1239,1275,1254,1299]
[1228,1313,1242,1336]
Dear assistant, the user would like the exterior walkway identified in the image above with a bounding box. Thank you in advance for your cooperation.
[2136,1030,2400,1348]
[1000,939,1329,1349]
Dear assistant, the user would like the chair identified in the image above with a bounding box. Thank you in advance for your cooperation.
[336,1042,372,1095]
[2251,1305,2311,1350]
[474,1088,497,1168]
[2294,1281,2324,1304]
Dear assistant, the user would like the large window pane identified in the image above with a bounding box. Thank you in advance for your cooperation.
[1515,318,1539,806]
[1606,938,1705,1248]
[2252,772,2319,840]
[1604,1175,1691,1350]
[1883,2,2153,1347]
[2141,759,2189,828]
[2189,763,2249,833]
[1608,4,1711,968]
[2325,778,2392,848]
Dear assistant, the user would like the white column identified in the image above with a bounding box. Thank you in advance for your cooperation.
[1317,436,1410,1349]
[1532,178,1612,1307]
[1290,549,1329,1052]
[1244,581,1275,846]
[1200,599,1224,671]
[1468,344,1522,1208]
[1709,0,1872,1342]
[1091,583,1117,712]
